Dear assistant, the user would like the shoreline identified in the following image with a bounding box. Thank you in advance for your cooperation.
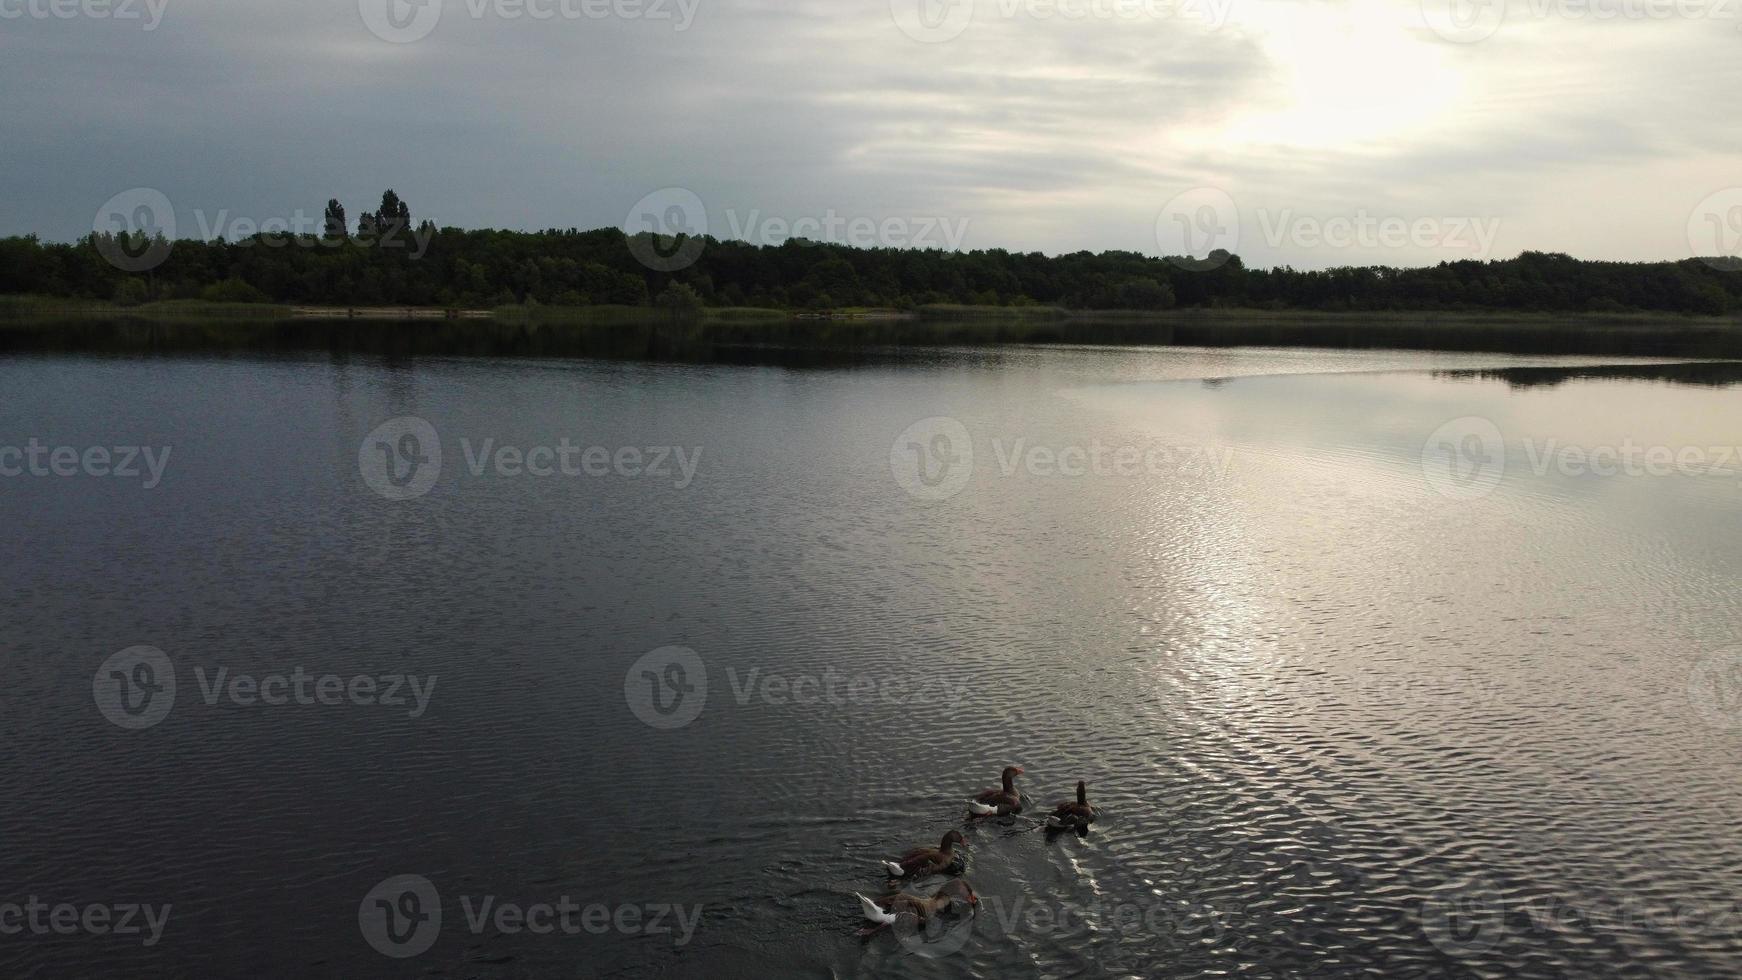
[4,298,1740,329]
[4,298,1741,359]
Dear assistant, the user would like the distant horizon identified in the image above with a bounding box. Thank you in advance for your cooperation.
[26,210,1739,276]
[14,184,1738,317]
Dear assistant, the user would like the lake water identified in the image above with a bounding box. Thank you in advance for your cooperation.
[2,330,1740,978]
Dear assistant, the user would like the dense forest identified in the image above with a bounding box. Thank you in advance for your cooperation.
[4,191,1741,315]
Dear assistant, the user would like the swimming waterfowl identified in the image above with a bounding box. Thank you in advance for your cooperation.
[855,879,978,935]
[966,766,1024,817]
[881,829,966,879]
[1045,780,1097,830]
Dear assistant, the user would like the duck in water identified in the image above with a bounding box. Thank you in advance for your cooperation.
[1045,780,1097,831]
[967,766,1024,818]
[854,880,978,937]
[881,830,967,879]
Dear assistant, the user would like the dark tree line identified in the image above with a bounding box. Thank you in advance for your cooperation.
[4,191,1741,314]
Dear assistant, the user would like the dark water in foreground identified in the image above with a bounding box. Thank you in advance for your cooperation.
[2,328,1741,978]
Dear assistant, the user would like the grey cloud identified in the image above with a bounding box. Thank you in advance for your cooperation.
[0,0,1737,266]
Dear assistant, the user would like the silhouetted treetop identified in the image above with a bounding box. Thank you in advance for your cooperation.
[4,194,1740,315]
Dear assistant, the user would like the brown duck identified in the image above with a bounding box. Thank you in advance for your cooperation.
[967,765,1024,817]
[881,829,966,879]
[855,879,978,934]
[1046,780,1098,830]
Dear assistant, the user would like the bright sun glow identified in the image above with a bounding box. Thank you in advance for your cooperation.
[1218,0,1468,150]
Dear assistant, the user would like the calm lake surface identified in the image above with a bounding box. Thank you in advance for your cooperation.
[2,328,1740,978]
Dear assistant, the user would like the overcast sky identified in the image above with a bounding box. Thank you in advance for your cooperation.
[2,0,1738,268]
